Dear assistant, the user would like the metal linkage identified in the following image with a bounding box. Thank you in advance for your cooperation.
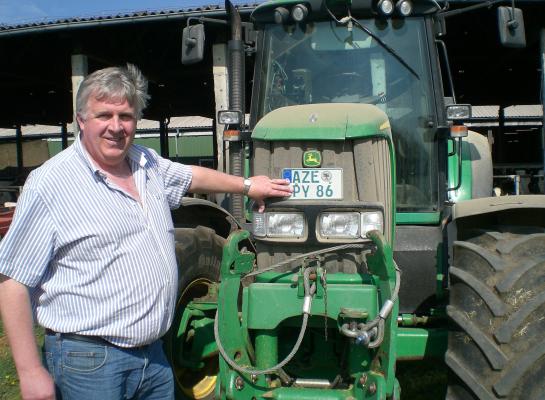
[214,266,317,376]
[320,265,328,342]
[339,260,401,348]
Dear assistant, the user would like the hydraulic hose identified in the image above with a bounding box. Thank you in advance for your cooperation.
[245,242,370,278]
[367,261,401,348]
[339,260,401,348]
[214,312,309,376]
[214,269,317,376]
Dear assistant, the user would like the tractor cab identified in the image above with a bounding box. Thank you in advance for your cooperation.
[251,2,440,214]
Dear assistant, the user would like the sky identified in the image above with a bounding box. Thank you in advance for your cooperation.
[0,0,260,25]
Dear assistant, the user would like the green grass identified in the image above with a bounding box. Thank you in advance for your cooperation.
[0,320,20,400]
[0,320,44,400]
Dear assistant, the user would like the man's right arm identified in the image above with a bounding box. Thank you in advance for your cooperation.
[0,275,55,400]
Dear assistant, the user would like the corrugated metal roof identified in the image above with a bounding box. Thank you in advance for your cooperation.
[471,105,499,119]
[472,105,543,119]
[504,105,542,118]
[2,105,542,138]
[0,116,212,138]
[138,116,213,130]
[0,125,62,138]
[0,3,260,35]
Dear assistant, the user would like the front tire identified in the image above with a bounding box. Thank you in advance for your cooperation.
[165,226,225,400]
[446,227,545,399]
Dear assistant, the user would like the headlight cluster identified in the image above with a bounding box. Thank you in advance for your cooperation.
[253,211,383,240]
[319,212,383,239]
[377,0,413,17]
[253,212,305,238]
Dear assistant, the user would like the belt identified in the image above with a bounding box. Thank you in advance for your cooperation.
[45,329,121,348]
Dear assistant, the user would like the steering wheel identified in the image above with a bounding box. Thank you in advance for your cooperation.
[267,60,290,111]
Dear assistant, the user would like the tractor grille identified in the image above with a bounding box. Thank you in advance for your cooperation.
[252,138,392,272]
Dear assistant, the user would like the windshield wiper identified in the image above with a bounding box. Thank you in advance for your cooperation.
[325,5,420,80]
[350,19,420,80]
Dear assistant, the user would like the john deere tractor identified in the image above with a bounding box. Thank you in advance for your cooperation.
[165,1,545,399]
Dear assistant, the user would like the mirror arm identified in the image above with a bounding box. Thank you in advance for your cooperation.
[438,0,503,18]
[186,16,228,28]
[436,39,456,103]
[447,138,463,192]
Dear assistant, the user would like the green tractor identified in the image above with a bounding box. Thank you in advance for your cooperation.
[165,1,545,399]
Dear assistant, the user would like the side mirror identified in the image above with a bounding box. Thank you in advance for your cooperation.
[497,6,526,48]
[181,24,205,65]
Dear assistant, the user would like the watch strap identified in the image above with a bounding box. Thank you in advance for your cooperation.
[242,178,252,195]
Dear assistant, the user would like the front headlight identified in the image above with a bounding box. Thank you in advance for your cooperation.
[319,212,360,239]
[361,212,383,237]
[317,211,383,240]
[253,212,305,238]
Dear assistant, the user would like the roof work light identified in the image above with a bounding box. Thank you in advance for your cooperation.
[377,0,395,16]
[291,4,309,22]
[274,7,290,24]
[396,0,413,16]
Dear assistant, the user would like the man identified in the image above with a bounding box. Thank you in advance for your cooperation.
[0,64,291,400]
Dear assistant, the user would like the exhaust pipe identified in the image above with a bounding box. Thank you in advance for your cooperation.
[226,0,245,119]
[226,0,245,222]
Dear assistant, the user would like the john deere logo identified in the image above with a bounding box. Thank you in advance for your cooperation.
[303,150,321,167]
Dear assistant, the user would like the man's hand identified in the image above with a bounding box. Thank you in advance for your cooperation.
[19,366,55,400]
[246,176,292,212]
[0,276,55,400]
[188,167,292,212]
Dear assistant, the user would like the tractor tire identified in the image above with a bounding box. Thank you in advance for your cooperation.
[446,227,545,400]
[164,226,225,400]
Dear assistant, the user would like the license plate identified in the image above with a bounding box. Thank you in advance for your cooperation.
[282,168,343,200]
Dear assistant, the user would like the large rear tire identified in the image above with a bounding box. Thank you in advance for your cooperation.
[446,227,545,399]
[164,226,225,400]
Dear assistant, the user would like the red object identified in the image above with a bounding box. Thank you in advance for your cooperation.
[0,208,15,237]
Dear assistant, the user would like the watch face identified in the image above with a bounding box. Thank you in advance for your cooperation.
[243,179,251,194]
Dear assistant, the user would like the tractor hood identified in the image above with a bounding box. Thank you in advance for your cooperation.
[252,103,391,141]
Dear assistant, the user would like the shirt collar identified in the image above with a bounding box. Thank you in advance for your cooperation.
[74,134,148,178]
[127,145,149,168]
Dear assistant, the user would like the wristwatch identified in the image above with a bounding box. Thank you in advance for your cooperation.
[242,178,252,195]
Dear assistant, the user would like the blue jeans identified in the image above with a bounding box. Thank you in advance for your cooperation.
[43,333,174,400]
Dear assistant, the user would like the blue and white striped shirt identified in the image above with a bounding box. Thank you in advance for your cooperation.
[0,137,192,347]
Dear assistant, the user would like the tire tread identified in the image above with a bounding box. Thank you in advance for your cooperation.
[447,227,545,400]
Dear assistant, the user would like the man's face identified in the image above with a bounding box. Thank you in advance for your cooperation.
[77,95,137,169]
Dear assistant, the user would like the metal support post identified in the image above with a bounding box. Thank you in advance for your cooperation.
[498,106,505,164]
[15,125,23,176]
[61,122,68,150]
[71,54,88,136]
[540,29,545,181]
[159,118,170,159]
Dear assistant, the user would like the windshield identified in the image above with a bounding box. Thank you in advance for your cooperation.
[254,18,438,212]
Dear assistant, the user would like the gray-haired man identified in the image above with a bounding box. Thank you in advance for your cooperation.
[0,64,291,400]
